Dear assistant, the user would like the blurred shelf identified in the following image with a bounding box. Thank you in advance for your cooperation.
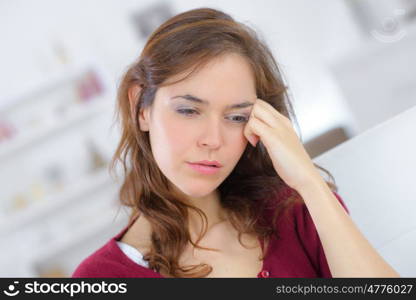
[0,59,118,277]
[30,207,125,270]
[0,63,93,113]
[0,96,110,162]
[0,259,38,277]
[0,167,115,234]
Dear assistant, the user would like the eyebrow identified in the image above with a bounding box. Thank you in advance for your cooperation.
[171,94,254,109]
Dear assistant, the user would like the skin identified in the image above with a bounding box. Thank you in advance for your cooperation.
[129,53,257,239]
[129,52,400,277]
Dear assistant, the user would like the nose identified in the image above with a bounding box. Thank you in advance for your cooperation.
[198,116,223,149]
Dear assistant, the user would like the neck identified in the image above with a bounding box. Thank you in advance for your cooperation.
[174,187,228,240]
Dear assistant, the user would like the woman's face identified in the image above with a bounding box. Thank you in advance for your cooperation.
[139,53,257,199]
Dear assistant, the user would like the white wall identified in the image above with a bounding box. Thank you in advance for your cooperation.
[330,23,416,133]
[1,0,382,277]
[0,0,364,142]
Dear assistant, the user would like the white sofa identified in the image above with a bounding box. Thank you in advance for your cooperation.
[313,105,416,277]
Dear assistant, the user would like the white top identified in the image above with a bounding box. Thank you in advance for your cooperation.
[116,241,149,268]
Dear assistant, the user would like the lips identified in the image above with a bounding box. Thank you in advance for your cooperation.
[196,163,218,167]
[186,162,221,175]
[190,160,222,167]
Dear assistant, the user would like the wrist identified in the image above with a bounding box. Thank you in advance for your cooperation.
[294,166,324,189]
[297,174,330,199]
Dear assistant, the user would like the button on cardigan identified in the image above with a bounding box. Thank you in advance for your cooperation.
[72,188,349,278]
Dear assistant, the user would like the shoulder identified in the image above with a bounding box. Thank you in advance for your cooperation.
[261,186,349,278]
[289,188,349,277]
[291,190,350,220]
[264,185,349,225]
[71,240,124,278]
[71,223,159,278]
[283,188,349,235]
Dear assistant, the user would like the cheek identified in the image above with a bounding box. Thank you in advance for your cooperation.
[150,110,248,163]
[230,130,249,157]
[164,119,194,150]
[150,113,192,161]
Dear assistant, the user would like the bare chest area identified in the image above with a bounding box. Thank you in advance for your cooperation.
[121,217,264,278]
[180,239,263,277]
[163,228,264,278]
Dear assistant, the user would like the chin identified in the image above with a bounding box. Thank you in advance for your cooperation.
[181,187,214,198]
[173,182,218,199]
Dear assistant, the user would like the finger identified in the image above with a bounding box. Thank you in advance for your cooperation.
[255,99,293,128]
[244,115,274,147]
[251,101,279,129]
[245,101,275,146]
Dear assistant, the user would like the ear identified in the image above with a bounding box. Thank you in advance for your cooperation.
[128,84,150,132]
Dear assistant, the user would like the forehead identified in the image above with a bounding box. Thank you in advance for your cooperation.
[170,94,255,110]
[160,53,257,104]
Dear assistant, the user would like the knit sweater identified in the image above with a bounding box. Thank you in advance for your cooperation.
[72,188,349,278]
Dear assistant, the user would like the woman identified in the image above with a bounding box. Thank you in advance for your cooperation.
[72,7,400,278]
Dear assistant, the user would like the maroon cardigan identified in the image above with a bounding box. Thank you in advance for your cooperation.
[72,188,349,278]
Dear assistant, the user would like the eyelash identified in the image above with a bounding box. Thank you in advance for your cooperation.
[176,108,249,123]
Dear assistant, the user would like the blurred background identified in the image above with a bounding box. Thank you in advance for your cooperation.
[1,0,415,277]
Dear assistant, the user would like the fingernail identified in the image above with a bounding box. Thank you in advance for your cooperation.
[247,137,253,146]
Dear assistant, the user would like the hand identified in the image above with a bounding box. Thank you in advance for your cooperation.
[243,98,322,192]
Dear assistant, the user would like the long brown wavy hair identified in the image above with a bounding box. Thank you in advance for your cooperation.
[109,7,337,278]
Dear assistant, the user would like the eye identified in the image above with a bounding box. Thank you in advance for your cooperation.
[176,108,199,116]
[228,115,249,123]
[176,108,249,123]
